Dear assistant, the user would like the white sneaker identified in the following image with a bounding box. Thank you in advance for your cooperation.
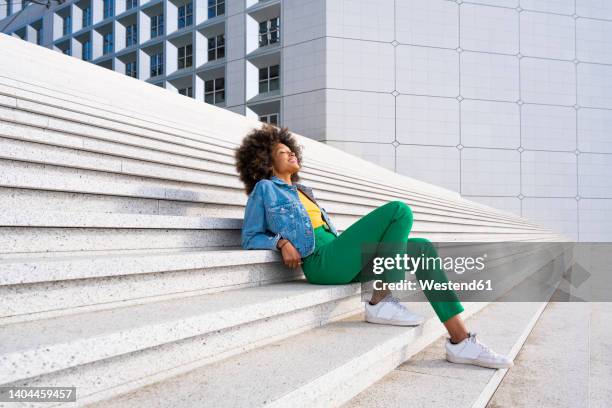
[446,332,514,369]
[364,294,425,326]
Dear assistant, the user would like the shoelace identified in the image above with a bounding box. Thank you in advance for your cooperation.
[386,295,410,312]
[468,333,498,357]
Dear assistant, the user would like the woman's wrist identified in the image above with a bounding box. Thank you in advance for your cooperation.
[277,238,289,249]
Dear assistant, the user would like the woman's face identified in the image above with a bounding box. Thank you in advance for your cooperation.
[271,142,300,176]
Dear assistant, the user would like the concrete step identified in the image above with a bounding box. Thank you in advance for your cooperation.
[0,77,552,231]
[343,300,550,408]
[486,302,610,408]
[0,280,361,389]
[84,301,489,408]
[0,207,550,236]
[0,240,567,325]
[0,82,459,203]
[0,218,563,255]
[0,246,303,324]
[0,186,546,234]
[0,127,542,232]
[341,245,571,408]
[61,241,569,407]
[0,224,240,253]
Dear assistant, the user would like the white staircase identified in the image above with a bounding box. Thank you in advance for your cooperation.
[0,33,572,407]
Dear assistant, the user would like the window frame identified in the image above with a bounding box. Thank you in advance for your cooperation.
[258,64,279,94]
[125,23,137,47]
[207,33,225,61]
[177,2,193,29]
[258,17,280,48]
[103,0,114,19]
[207,0,225,19]
[150,52,164,77]
[125,60,137,77]
[150,14,164,38]
[204,77,225,105]
[177,43,193,69]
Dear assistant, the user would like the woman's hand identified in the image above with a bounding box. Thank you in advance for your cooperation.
[278,239,302,269]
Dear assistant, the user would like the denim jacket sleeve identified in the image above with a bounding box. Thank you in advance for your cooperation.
[241,181,283,251]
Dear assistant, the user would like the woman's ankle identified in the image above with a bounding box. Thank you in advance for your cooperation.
[369,290,390,305]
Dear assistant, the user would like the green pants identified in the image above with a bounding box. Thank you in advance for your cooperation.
[301,201,464,323]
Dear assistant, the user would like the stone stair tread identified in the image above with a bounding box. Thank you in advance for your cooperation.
[87,301,460,408]
[0,280,359,384]
[0,245,278,285]
[343,301,548,408]
[0,79,549,229]
[0,207,550,235]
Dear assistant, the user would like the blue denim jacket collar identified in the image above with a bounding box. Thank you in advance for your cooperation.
[270,175,316,204]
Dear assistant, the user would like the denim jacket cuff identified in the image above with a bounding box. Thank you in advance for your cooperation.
[272,232,283,251]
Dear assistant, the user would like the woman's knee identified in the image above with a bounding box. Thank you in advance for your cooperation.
[388,200,413,223]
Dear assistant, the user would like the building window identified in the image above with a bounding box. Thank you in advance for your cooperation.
[177,44,192,69]
[151,14,164,38]
[21,0,27,9]
[82,7,91,27]
[126,0,137,10]
[258,17,279,47]
[126,24,137,47]
[63,47,71,56]
[204,77,224,104]
[259,113,279,125]
[103,0,114,19]
[82,40,92,61]
[150,52,164,77]
[207,34,224,61]
[178,87,193,97]
[62,15,71,36]
[207,0,224,19]
[258,64,279,93]
[35,26,43,45]
[103,32,113,55]
[178,2,193,29]
[126,61,137,77]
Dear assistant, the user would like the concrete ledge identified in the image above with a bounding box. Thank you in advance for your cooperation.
[0,280,361,385]
[343,300,550,408]
[85,301,488,408]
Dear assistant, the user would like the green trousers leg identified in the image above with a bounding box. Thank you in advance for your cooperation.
[302,200,464,323]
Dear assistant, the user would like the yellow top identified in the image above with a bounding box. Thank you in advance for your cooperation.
[297,189,328,229]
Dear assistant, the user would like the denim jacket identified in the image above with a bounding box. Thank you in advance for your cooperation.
[241,175,339,258]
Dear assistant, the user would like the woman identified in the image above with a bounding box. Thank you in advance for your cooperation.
[235,123,513,369]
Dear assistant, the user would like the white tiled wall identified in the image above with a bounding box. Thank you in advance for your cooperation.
[327,37,395,92]
[326,89,395,143]
[397,46,459,97]
[282,37,326,95]
[282,89,326,141]
[461,100,520,149]
[396,95,460,146]
[396,145,461,192]
[282,0,612,241]
[461,52,519,101]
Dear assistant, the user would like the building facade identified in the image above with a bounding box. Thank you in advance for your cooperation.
[2,0,612,241]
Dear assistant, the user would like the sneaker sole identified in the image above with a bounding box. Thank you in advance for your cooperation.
[445,354,514,369]
[365,315,424,326]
